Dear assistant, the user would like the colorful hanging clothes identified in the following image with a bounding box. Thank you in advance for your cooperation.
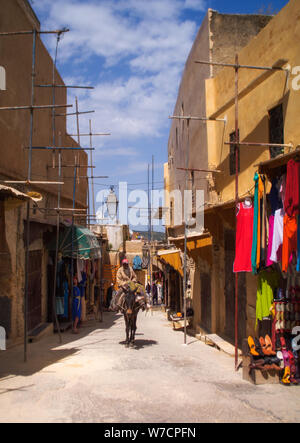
[251,173,259,274]
[233,202,254,273]
[256,175,263,268]
[266,214,275,267]
[260,175,268,266]
[284,159,300,218]
[282,214,298,272]
[256,270,280,327]
[297,215,300,272]
[270,208,284,263]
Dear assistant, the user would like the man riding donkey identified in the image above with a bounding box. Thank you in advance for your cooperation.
[111,259,150,312]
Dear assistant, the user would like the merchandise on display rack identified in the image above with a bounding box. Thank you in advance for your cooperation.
[235,157,300,385]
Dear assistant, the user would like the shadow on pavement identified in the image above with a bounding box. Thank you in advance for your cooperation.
[0,312,122,380]
[118,339,158,350]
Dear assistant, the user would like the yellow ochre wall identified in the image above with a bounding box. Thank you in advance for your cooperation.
[206,0,300,203]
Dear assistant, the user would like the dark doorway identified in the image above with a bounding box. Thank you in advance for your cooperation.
[224,229,246,347]
[28,250,42,331]
[201,272,211,332]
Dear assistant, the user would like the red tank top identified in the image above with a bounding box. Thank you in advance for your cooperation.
[233,202,254,273]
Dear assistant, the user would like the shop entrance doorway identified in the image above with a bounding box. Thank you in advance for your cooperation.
[28,250,42,331]
[224,229,246,347]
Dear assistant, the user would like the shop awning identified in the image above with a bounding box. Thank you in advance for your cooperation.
[168,232,212,252]
[0,184,42,210]
[257,148,300,174]
[48,225,101,260]
[157,249,183,276]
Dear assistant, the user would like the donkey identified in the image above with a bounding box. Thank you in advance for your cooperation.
[123,285,145,347]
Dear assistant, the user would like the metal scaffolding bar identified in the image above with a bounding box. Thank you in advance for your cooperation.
[35,85,94,89]
[25,146,94,151]
[177,167,221,173]
[169,115,226,122]
[61,175,108,179]
[67,133,111,137]
[225,141,293,148]
[47,165,96,169]
[3,180,64,185]
[56,110,95,117]
[53,208,87,212]
[194,59,289,72]
[0,104,72,111]
[234,54,240,372]
[0,29,69,36]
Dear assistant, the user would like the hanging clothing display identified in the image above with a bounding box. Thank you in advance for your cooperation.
[256,269,280,326]
[282,214,298,273]
[237,159,300,387]
[234,201,254,273]
[270,208,284,263]
[284,159,300,218]
[256,175,264,269]
[266,214,275,267]
[251,173,259,274]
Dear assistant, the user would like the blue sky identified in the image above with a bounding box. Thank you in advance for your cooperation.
[32,0,289,230]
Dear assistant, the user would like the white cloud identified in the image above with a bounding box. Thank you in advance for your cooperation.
[96,147,137,157]
[33,0,207,168]
[184,0,206,10]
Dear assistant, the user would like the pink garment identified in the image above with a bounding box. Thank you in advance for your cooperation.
[234,202,254,273]
[266,215,275,267]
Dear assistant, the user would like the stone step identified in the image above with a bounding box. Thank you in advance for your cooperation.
[28,323,53,343]
[203,333,242,357]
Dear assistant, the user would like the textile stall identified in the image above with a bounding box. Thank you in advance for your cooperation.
[234,156,300,385]
[47,225,101,326]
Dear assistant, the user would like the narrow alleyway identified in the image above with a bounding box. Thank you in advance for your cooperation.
[0,310,299,423]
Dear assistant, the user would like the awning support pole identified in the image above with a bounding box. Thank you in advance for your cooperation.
[234,54,240,371]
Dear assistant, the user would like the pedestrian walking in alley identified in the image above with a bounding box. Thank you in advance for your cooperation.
[157,281,163,304]
[106,282,115,310]
[72,277,82,334]
[152,281,158,305]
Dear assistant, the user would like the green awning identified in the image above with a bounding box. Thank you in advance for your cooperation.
[48,225,101,260]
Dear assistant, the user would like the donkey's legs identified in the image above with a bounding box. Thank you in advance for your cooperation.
[124,315,130,347]
[130,315,137,345]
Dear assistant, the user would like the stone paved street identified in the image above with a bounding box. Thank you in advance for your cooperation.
[0,310,300,423]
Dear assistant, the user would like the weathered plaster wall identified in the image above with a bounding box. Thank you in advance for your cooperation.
[0,0,87,210]
[206,0,300,202]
